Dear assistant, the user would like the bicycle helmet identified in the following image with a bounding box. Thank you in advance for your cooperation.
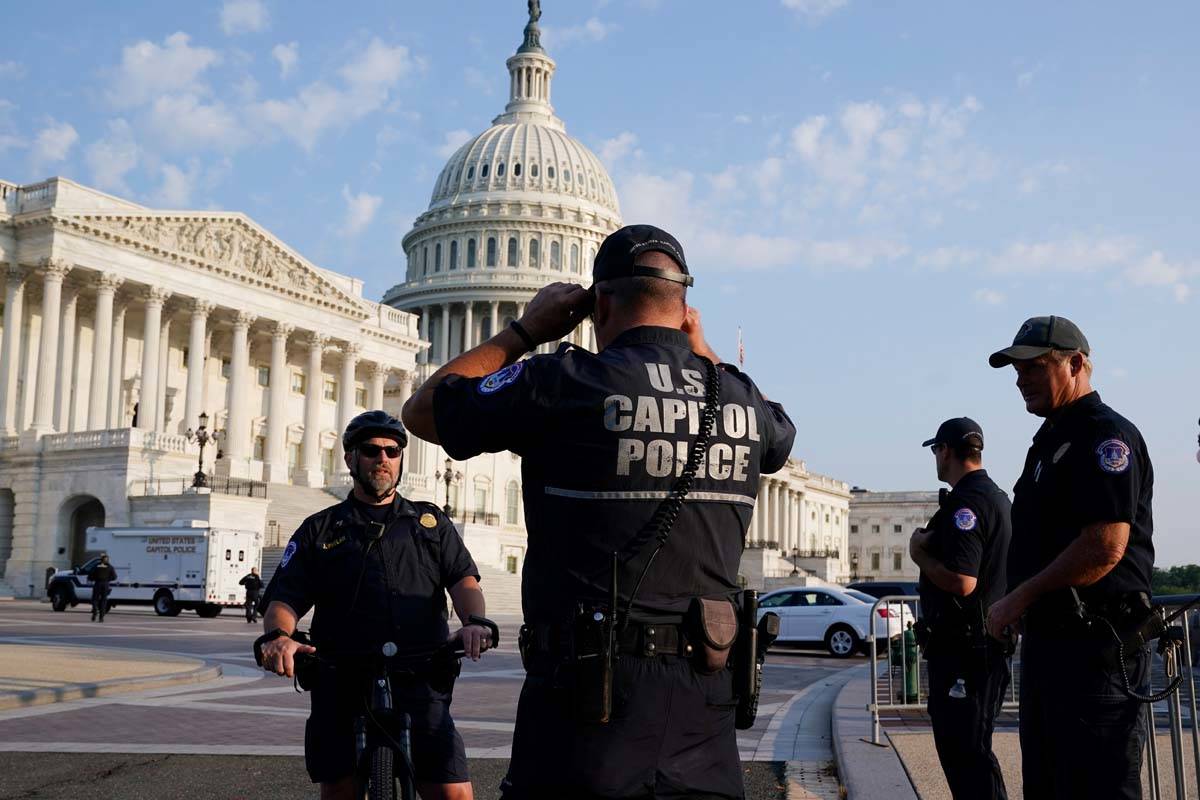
[342,410,409,451]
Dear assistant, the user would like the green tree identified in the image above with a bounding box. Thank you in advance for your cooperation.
[1152,565,1200,595]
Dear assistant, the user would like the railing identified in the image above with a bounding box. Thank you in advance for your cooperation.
[790,548,842,559]
[40,428,192,455]
[461,511,500,526]
[139,474,269,499]
[0,435,19,453]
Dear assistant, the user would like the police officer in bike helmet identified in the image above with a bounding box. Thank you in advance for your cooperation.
[403,224,796,799]
[257,410,490,800]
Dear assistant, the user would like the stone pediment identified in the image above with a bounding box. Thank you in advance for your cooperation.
[57,212,368,317]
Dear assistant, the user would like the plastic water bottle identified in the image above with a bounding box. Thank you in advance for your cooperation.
[948,678,967,699]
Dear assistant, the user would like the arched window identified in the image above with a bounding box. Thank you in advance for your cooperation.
[449,240,459,270]
[563,168,571,183]
[528,239,540,268]
[507,237,518,267]
[506,481,520,525]
[513,162,522,177]
[547,165,555,180]
[423,246,429,276]
[550,240,561,270]
[531,164,539,178]
[497,162,506,177]
[486,237,497,267]
[434,242,442,272]
[570,243,579,273]
[481,163,490,178]
[466,239,477,268]
[466,165,474,180]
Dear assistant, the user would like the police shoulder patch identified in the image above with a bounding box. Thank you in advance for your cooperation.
[953,508,978,531]
[1096,438,1131,474]
[478,361,524,395]
[279,540,298,569]
[419,512,438,529]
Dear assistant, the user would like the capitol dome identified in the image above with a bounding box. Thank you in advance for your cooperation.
[382,6,622,364]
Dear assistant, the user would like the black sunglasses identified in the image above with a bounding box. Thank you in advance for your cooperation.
[358,443,402,459]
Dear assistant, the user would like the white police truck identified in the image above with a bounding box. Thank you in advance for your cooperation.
[47,521,262,617]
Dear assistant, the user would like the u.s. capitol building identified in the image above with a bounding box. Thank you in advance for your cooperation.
[0,6,851,601]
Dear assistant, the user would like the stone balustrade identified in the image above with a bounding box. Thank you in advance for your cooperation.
[39,427,193,454]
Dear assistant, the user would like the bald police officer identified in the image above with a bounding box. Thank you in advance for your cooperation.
[403,224,796,799]
[985,316,1155,800]
[909,417,1011,800]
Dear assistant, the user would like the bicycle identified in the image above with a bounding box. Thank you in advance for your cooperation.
[255,615,499,800]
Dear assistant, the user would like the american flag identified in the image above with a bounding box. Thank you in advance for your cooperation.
[737,327,745,368]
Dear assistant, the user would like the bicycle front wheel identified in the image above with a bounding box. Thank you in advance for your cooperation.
[367,745,398,800]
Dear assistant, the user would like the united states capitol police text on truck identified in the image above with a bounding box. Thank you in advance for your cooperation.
[47,521,261,617]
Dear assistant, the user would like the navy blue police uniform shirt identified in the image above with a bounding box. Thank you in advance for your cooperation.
[433,326,796,624]
[265,494,480,653]
[1009,392,1154,601]
[917,470,1012,625]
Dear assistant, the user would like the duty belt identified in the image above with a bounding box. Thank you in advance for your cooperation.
[519,619,692,661]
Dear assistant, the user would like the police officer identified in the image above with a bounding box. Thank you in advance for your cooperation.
[256,410,490,800]
[89,553,116,622]
[403,224,796,799]
[908,417,1011,800]
[238,566,262,623]
[984,316,1155,800]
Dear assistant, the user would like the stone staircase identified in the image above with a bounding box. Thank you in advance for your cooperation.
[475,564,523,615]
[260,482,342,583]
[0,579,16,600]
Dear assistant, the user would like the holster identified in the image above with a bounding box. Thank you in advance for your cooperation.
[689,597,739,674]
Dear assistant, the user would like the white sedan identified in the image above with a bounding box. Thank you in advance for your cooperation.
[757,586,916,658]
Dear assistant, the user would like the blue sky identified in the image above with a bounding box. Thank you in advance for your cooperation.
[2,1,1196,565]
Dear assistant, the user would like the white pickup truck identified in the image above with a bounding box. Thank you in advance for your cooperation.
[47,521,262,617]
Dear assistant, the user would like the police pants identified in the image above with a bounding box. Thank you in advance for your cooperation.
[91,584,110,620]
[244,593,259,622]
[925,644,1010,800]
[500,654,742,800]
[1019,630,1149,800]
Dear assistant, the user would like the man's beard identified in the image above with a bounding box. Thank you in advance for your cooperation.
[355,464,397,499]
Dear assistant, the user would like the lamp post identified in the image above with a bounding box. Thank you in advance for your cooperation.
[185,412,220,488]
[790,547,801,577]
[435,457,462,517]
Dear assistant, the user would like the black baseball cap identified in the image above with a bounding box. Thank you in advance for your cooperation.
[988,315,1090,368]
[592,224,694,286]
[922,417,984,449]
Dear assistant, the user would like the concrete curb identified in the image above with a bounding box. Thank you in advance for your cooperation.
[0,663,222,711]
[830,668,919,800]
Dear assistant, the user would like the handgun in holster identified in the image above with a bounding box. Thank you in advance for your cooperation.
[734,589,780,730]
[572,552,620,724]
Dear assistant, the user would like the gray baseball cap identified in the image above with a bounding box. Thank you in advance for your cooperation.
[989,315,1090,368]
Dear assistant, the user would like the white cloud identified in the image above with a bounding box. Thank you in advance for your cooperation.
[106,33,221,109]
[541,18,618,49]
[272,42,299,79]
[340,185,382,236]
[435,129,472,158]
[1017,63,1041,89]
[253,38,416,151]
[464,66,494,95]
[0,61,25,79]
[221,0,269,35]
[1125,251,1194,302]
[733,114,753,125]
[598,131,638,164]
[154,162,200,207]
[146,94,246,151]
[918,246,980,270]
[85,119,140,195]
[30,120,78,170]
[989,234,1137,274]
[781,0,850,22]
[1017,160,1068,195]
[972,288,1006,306]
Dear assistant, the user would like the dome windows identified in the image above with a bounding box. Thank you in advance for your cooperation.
[449,240,459,270]
[497,162,506,177]
[564,168,571,183]
[529,239,540,268]
[467,238,477,268]
[466,165,474,180]
[481,163,490,178]
[550,240,561,270]
[531,164,539,178]
[486,237,497,267]
[570,243,579,273]
[547,165,555,180]
[507,237,519,267]
[435,243,443,272]
[513,162,522,177]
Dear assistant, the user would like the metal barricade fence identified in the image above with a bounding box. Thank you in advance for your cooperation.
[866,595,1019,745]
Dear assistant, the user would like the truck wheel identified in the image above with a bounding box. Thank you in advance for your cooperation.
[195,604,222,618]
[49,587,71,612]
[153,591,181,617]
[825,625,860,659]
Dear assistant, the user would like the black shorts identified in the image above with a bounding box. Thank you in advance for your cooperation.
[304,670,469,786]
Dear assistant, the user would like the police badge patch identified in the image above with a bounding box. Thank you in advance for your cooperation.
[478,362,524,395]
[1097,438,1131,474]
[280,540,298,569]
[954,508,978,531]
[419,513,438,528]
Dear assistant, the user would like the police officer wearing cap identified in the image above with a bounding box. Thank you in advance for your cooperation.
[403,224,796,799]
[256,410,490,800]
[984,316,1155,800]
[908,417,1012,800]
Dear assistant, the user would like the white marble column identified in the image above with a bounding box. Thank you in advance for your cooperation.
[296,332,327,486]
[137,286,170,430]
[0,266,28,435]
[154,314,172,432]
[86,273,121,430]
[183,300,213,433]
[53,287,78,432]
[417,308,428,365]
[463,302,474,351]
[223,311,256,471]
[31,259,72,433]
[108,302,128,428]
[489,301,499,342]
[333,342,360,474]
[440,304,450,364]
[369,363,387,410]
[263,321,293,483]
